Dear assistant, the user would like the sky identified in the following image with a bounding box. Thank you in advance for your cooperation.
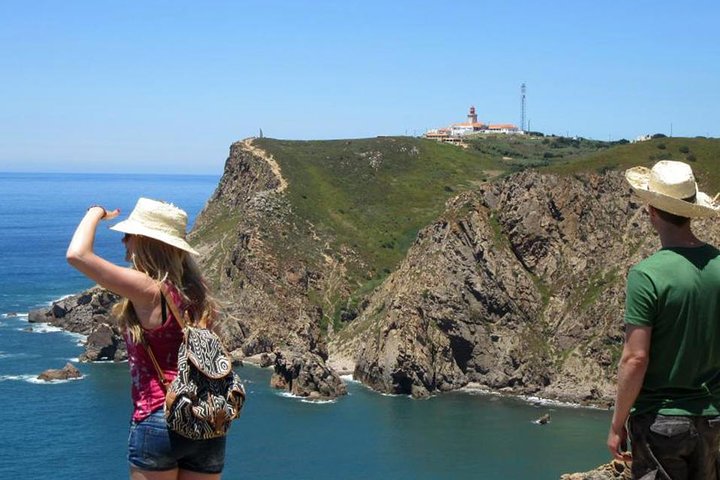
[1,0,718,174]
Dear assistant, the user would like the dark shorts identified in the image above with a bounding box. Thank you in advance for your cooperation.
[629,413,720,480]
[128,409,226,474]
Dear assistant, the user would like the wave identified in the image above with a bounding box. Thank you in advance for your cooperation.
[521,395,588,409]
[1,312,28,319]
[0,351,34,360]
[276,391,338,404]
[20,322,88,342]
[48,293,76,305]
[340,374,360,384]
[88,359,126,364]
[461,385,592,409]
[22,323,63,333]
[64,331,87,341]
[301,398,337,404]
[0,374,85,384]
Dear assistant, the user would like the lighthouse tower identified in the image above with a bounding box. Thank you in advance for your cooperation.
[467,106,478,124]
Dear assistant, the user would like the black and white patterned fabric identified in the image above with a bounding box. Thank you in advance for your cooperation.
[165,327,245,440]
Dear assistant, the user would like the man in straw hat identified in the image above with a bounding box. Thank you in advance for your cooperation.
[607,160,720,478]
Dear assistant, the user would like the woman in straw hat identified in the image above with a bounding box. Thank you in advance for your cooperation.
[67,198,227,480]
[608,160,720,479]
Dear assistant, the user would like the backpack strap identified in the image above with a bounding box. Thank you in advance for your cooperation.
[139,284,189,392]
[159,282,192,329]
[141,333,170,392]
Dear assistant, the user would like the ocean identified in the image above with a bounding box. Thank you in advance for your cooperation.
[0,172,612,479]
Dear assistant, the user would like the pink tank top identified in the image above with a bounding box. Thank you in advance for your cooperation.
[125,284,186,422]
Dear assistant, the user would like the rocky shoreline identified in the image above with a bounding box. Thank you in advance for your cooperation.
[27,288,348,401]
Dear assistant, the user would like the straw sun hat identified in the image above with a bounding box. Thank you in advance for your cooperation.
[110,198,199,255]
[625,160,719,219]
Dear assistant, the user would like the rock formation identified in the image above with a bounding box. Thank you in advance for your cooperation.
[560,460,631,480]
[29,287,125,362]
[189,140,340,376]
[270,349,347,399]
[38,362,82,381]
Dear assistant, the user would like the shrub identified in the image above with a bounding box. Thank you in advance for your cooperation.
[687,153,697,162]
[657,143,666,150]
[652,133,667,139]
[679,145,690,154]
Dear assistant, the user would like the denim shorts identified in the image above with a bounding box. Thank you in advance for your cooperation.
[128,409,226,474]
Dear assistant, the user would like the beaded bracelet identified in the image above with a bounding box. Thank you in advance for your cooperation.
[88,205,107,219]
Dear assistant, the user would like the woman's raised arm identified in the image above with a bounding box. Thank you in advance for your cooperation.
[66,206,158,305]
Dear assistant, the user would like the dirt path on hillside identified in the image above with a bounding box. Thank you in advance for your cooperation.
[243,138,288,192]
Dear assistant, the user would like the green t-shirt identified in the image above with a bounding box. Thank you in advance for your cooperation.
[625,244,720,416]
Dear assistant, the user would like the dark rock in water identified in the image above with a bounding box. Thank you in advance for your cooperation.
[270,349,347,399]
[28,309,47,323]
[535,413,551,425]
[29,287,126,362]
[79,323,126,362]
[38,363,82,382]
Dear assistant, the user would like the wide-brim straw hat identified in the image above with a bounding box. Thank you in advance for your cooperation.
[625,160,719,218]
[110,198,199,255]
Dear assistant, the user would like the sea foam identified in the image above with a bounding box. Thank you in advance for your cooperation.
[0,374,84,384]
[277,391,338,404]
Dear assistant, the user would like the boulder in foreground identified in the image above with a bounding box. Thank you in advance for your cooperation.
[561,460,631,480]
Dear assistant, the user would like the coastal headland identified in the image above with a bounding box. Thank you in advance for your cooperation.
[33,134,720,405]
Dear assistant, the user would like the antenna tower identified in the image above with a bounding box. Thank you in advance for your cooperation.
[521,83,526,132]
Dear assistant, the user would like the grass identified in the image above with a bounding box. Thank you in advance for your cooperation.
[578,268,619,312]
[464,134,616,171]
[544,137,720,192]
[255,136,503,282]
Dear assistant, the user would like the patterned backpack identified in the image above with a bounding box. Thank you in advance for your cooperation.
[144,286,246,440]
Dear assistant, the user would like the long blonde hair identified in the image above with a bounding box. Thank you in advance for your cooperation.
[113,235,218,343]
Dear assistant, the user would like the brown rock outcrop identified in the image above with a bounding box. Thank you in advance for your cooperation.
[38,362,82,381]
[560,460,631,480]
[29,287,125,361]
[270,349,347,399]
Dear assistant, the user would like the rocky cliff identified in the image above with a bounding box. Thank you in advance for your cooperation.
[334,170,720,403]
[189,139,340,360]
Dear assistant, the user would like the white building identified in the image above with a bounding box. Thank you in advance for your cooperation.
[425,106,522,142]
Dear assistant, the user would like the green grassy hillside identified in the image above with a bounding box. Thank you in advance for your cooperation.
[544,137,720,192]
[256,137,502,279]
[464,133,615,169]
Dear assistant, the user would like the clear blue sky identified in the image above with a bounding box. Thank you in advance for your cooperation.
[1,0,718,174]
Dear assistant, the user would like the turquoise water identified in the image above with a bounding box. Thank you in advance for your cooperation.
[0,173,612,479]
